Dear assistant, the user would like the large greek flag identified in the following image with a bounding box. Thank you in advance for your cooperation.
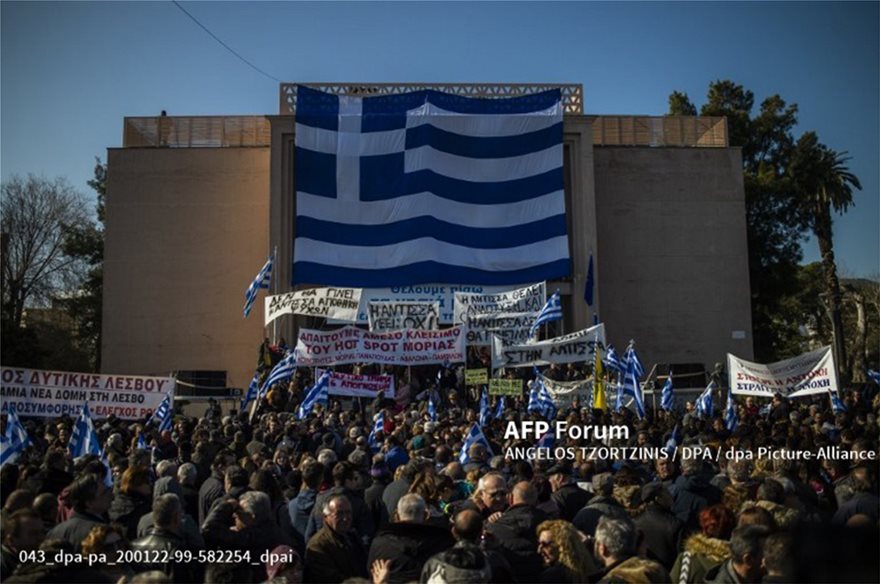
[293,86,570,286]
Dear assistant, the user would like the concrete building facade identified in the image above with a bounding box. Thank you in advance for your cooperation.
[103,84,752,390]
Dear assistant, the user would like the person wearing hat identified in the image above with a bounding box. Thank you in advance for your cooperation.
[548,463,591,523]
[572,472,628,536]
[633,482,684,571]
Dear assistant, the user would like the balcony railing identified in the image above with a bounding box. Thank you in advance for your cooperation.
[123,116,271,148]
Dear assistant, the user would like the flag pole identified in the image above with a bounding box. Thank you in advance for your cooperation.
[271,245,278,344]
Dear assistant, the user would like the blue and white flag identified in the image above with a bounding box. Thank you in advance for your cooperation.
[868,369,880,386]
[293,86,569,286]
[621,342,645,418]
[459,423,494,465]
[258,351,298,417]
[479,388,491,428]
[724,389,738,432]
[150,394,173,433]
[664,425,681,455]
[100,449,114,488]
[297,371,331,420]
[829,389,847,414]
[604,345,622,374]
[660,370,674,412]
[0,407,31,466]
[535,429,555,450]
[529,290,562,339]
[368,411,384,452]
[527,377,542,415]
[758,403,772,418]
[536,378,558,420]
[240,372,261,414]
[243,251,274,318]
[427,392,438,422]
[695,382,716,419]
[136,432,148,451]
[493,396,506,420]
[69,402,102,459]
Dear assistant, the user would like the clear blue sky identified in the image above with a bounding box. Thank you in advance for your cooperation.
[2,1,877,277]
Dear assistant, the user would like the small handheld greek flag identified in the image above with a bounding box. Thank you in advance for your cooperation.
[868,369,880,386]
[829,389,847,414]
[100,448,114,488]
[243,251,274,318]
[427,393,438,422]
[536,378,558,420]
[479,388,491,428]
[695,382,716,419]
[136,432,148,451]
[664,425,681,455]
[724,389,738,432]
[621,342,645,418]
[604,345,622,373]
[493,396,506,420]
[69,402,102,459]
[368,411,384,452]
[150,393,173,433]
[0,407,31,466]
[240,372,261,413]
[297,371,331,420]
[659,371,674,411]
[459,423,494,465]
[529,290,562,339]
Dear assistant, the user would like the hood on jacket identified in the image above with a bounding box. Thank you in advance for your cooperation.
[740,500,801,529]
[683,533,731,563]
[423,542,492,584]
[603,555,670,583]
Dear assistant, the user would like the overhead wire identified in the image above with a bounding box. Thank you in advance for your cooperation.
[171,0,281,83]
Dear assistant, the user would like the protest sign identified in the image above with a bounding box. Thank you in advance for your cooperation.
[489,379,522,396]
[265,287,361,325]
[295,326,466,367]
[315,368,395,398]
[453,283,545,323]
[728,346,839,398]
[491,323,606,369]
[465,369,489,386]
[0,367,174,420]
[368,302,440,332]
[462,312,536,345]
[539,376,593,401]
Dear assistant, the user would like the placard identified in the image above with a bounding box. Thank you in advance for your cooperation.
[489,379,523,396]
[265,287,361,325]
[315,368,395,398]
[465,369,489,386]
[492,323,606,369]
[728,346,839,398]
[295,326,466,367]
[368,302,440,332]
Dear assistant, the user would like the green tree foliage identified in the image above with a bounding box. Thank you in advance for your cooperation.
[667,91,697,116]
[62,157,107,371]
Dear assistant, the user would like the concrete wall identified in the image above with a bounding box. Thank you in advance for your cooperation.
[593,147,753,369]
[103,147,270,389]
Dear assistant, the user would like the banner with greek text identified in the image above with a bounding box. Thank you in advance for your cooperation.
[265,287,362,326]
[315,368,395,398]
[465,369,489,386]
[728,346,839,398]
[491,323,606,369]
[462,312,537,345]
[489,379,522,396]
[295,326,466,367]
[539,375,593,401]
[368,302,440,332]
[453,283,545,323]
[0,367,174,420]
[332,285,517,325]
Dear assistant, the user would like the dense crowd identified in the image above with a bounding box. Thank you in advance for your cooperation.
[1,359,879,584]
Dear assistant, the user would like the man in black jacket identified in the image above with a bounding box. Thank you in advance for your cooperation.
[46,474,112,552]
[670,458,722,534]
[131,493,202,582]
[485,481,549,583]
[367,493,454,582]
[548,463,591,522]
[306,461,375,545]
[305,494,369,583]
[197,448,234,525]
[633,482,683,570]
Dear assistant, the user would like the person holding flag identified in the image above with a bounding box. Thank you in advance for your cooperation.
[368,411,385,452]
[621,341,646,418]
[695,382,717,419]
[0,407,31,466]
[724,389,738,432]
[297,371,331,420]
[529,290,562,341]
[661,370,674,412]
[478,387,491,428]
[459,423,494,465]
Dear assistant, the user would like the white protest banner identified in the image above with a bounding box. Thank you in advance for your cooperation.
[336,284,516,325]
[728,346,839,398]
[453,283,545,323]
[315,368,395,398]
[462,312,537,345]
[295,326,466,367]
[265,287,362,326]
[539,376,593,401]
[0,367,174,420]
[492,323,606,369]
[368,302,440,332]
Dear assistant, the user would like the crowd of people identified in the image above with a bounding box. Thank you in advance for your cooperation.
[1,358,878,584]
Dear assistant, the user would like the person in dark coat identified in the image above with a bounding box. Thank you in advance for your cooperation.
[136,476,205,551]
[704,525,769,584]
[35,450,73,496]
[572,473,628,536]
[198,448,234,525]
[306,461,374,545]
[130,493,202,583]
[671,458,723,534]
[367,493,455,583]
[381,458,426,522]
[46,474,112,552]
[108,466,153,541]
[201,491,287,583]
[485,481,549,583]
[633,482,684,570]
[289,461,323,544]
[305,494,369,583]
[364,462,391,529]
[177,462,201,520]
[548,463,591,522]
[1,510,44,580]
